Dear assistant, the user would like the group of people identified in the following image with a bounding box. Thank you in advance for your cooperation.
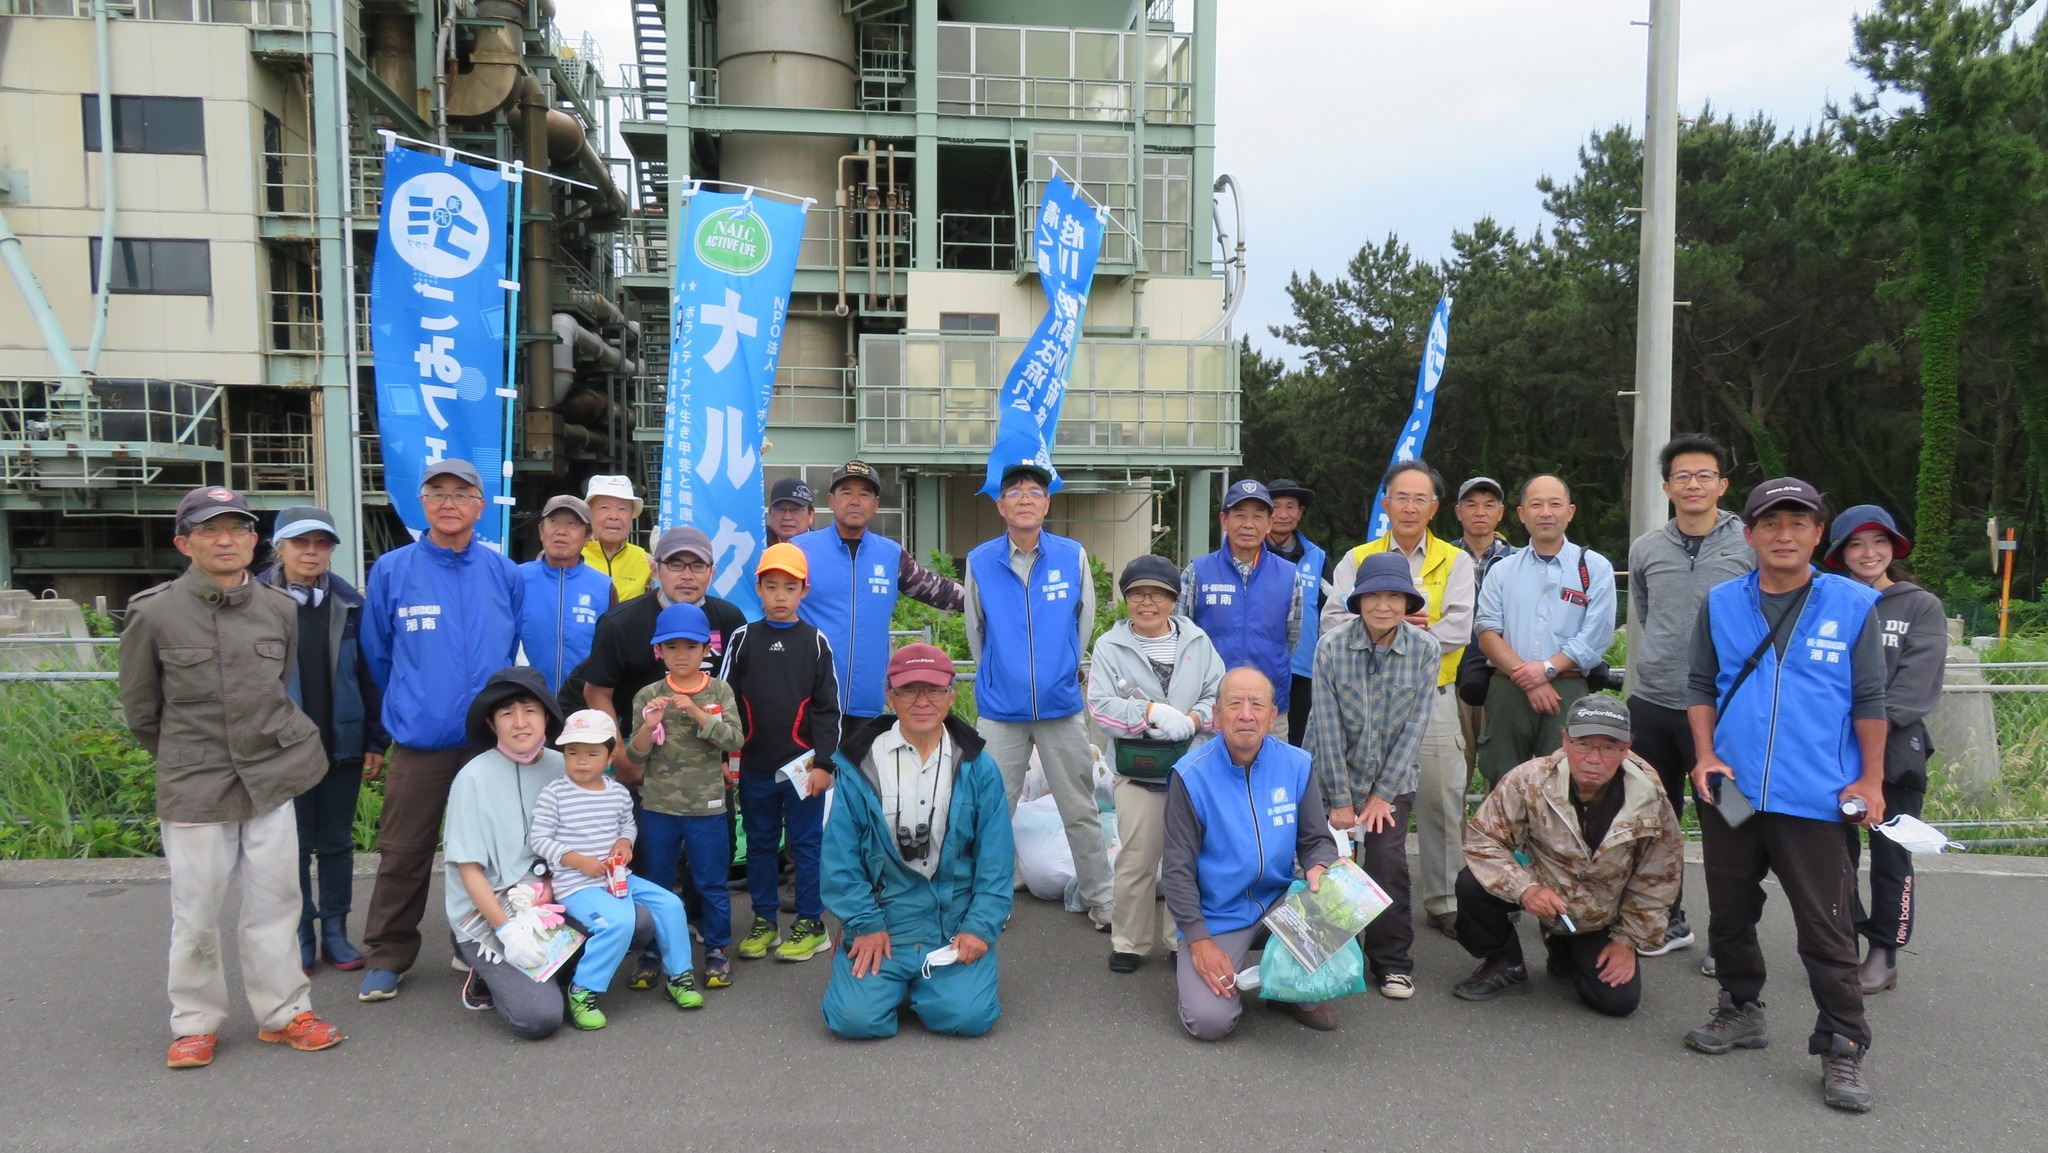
[118,436,1943,1113]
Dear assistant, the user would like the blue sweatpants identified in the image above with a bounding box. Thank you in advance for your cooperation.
[561,875,690,994]
[820,938,1002,1040]
[739,771,826,926]
[639,810,733,949]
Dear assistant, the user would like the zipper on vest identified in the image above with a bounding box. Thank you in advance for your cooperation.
[1243,767,1264,906]
[1023,554,1040,720]
[847,539,860,700]
[554,567,566,683]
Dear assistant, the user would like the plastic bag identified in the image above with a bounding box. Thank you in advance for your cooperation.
[1257,881,1369,1003]
[1012,794,1074,901]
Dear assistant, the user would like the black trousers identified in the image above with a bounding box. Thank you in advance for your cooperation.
[1625,697,1694,920]
[1286,675,1313,749]
[1350,793,1415,978]
[1699,802,1869,1051]
[1454,868,1641,1016]
[1847,779,1925,951]
[294,757,363,922]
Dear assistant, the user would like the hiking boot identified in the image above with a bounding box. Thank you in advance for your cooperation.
[166,1034,217,1069]
[1684,990,1769,1054]
[1453,959,1529,1001]
[567,985,607,1030]
[1820,1034,1875,1112]
[257,1011,343,1052]
[704,948,733,988]
[1639,911,1696,957]
[665,971,705,1010]
[1267,999,1339,1031]
[775,918,830,962]
[1857,945,1897,995]
[627,952,662,991]
[737,917,778,960]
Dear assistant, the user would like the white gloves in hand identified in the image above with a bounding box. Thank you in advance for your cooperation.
[496,911,549,971]
[1145,703,1198,742]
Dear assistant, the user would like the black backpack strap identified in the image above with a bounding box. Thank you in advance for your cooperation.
[1717,583,1812,714]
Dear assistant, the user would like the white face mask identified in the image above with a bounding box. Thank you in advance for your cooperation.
[921,942,962,979]
[1874,813,1965,854]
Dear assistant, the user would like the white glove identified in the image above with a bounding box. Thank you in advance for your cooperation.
[1145,703,1197,742]
[496,911,548,971]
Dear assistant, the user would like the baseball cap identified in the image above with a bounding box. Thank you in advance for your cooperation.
[1222,478,1273,511]
[1118,554,1181,599]
[1823,504,1911,569]
[757,542,809,583]
[271,504,339,543]
[1347,552,1425,616]
[653,525,715,565]
[556,709,619,748]
[421,458,483,490]
[828,459,883,495]
[886,643,956,690]
[1742,477,1824,526]
[174,485,255,532]
[541,494,593,524]
[1564,694,1632,742]
[584,474,645,517]
[999,462,1054,490]
[651,601,712,645]
[769,477,814,509]
[1266,478,1315,506]
[1457,476,1505,502]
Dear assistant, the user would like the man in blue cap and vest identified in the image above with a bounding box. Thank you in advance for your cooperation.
[1179,479,1302,737]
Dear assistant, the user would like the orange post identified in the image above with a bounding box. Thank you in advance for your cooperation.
[1998,527,2017,640]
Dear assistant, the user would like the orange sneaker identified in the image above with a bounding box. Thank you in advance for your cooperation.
[257,1011,343,1052]
[166,1033,218,1068]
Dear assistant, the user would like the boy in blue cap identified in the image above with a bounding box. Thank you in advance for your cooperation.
[626,602,746,987]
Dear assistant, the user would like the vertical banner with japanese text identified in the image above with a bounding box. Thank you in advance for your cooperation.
[981,173,1105,497]
[370,145,514,547]
[1365,294,1453,542]
[660,191,808,619]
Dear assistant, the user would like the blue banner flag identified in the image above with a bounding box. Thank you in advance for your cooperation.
[1366,295,1453,541]
[660,190,808,618]
[980,173,1105,497]
[370,145,514,548]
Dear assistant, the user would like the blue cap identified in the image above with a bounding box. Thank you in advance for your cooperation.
[1222,478,1273,511]
[272,505,340,544]
[1824,504,1911,569]
[651,601,711,645]
[1347,552,1425,616]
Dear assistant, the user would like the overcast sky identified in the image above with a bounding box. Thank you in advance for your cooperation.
[555,1,1889,361]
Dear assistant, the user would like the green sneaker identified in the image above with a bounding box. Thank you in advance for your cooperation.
[567,986,607,1031]
[775,918,831,962]
[737,917,778,960]
[664,970,705,1010]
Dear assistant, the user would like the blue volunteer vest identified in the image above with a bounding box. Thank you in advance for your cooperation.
[1172,735,1313,938]
[1190,548,1297,714]
[968,531,1085,722]
[1286,534,1326,680]
[1707,571,1881,822]
[795,526,903,718]
[518,559,612,693]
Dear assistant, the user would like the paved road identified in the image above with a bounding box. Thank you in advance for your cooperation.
[2,854,2042,1152]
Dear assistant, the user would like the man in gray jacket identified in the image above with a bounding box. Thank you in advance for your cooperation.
[1625,434,1753,958]
[120,486,341,1069]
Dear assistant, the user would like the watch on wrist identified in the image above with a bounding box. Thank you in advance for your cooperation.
[1542,660,1558,681]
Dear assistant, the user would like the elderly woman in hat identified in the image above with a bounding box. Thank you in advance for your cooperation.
[1822,505,1946,995]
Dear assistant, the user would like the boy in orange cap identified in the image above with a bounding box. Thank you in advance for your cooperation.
[718,543,845,964]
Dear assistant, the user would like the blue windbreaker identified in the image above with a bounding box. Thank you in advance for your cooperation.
[361,536,523,750]
[516,558,611,693]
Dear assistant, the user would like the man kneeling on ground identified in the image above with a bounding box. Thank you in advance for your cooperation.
[1452,694,1682,1016]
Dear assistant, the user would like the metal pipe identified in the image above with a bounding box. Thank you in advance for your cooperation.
[0,207,87,390]
[519,76,553,412]
[834,151,858,317]
[433,5,453,148]
[885,143,898,311]
[333,0,367,584]
[864,138,879,313]
[85,0,117,374]
[1198,173,1246,341]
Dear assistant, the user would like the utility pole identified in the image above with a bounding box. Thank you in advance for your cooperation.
[1624,0,1679,692]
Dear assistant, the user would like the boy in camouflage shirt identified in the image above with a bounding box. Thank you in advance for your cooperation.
[626,602,745,986]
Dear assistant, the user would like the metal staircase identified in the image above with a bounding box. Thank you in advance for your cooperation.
[630,0,670,213]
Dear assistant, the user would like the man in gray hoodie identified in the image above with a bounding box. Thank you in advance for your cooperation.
[1625,434,1754,958]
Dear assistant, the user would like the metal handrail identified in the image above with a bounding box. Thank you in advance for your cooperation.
[0,0,309,22]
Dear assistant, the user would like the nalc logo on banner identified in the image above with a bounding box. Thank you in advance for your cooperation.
[661,191,808,618]
[371,146,513,547]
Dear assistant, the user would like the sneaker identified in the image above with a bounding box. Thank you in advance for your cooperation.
[664,971,705,1010]
[775,918,831,962]
[1453,959,1529,1001]
[567,985,608,1030]
[459,969,495,1012]
[627,952,662,991]
[449,954,472,973]
[356,968,401,1002]
[1087,903,1115,933]
[737,917,779,960]
[1266,999,1339,1031]
[257,1011,343,1052]
[1683,990,1769,1054]
[704,948,733,988]
[1701,952,1718,978]
[165,1033,217,1069]
[1378,973,1416,1000]
[1639,911,1696,957]
[1108,951,1142,974]
[1820,1034,1875,1112]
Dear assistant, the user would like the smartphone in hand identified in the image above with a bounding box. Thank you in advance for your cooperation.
[1712,776,1757,828]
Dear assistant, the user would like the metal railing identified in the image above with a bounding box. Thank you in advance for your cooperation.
[350,151,384,220]
[2,0,308,22]
[0,378,226,484]
[617,63,713,119]
[358,429,383,498]
[937,74,1133,122]
[267,286,321,353]
[614,216,669,278]
[939,212,1018,271]
[261,150,316,217]
[633,366,856,432]
[229,431,315,494]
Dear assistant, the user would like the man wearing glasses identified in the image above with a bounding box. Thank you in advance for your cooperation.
[355,459,524,1002]
[964,463,1113,933]
[580,525,746,754]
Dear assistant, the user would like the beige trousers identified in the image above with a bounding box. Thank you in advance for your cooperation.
[1414,686,1472,918]
[1109,777,1178,955]
[163,801,313,1036]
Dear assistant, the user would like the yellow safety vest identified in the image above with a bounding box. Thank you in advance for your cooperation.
[1349,531,1464,687]
[582,540,652,603]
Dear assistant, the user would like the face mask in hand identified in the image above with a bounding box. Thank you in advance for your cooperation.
[1873,813,1965,854]
[921,942,962,979]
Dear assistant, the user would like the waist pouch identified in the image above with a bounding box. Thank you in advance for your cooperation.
[1114,736,1192,781]
[1884,721,1932,789]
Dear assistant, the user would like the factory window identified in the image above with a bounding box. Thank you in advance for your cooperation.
[81,95,205,156]
[939,313,999,335]
[89,238,212,296]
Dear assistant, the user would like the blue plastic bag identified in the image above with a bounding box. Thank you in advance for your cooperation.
[1257,882,1370,1003]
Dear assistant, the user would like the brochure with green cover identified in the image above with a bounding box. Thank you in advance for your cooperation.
[1261,858,1393,972]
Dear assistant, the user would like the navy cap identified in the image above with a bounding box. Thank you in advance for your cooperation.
[999,462,1055,489]
[1742,477,1824,525]
[769,477,814,508]
[174,485,255,532]
[1347,552,1425,616]
[1118,554,1182,599]
[1823,504,1911,569]
[272,504,339,543]
[421,458,484,491]
[1222,478,1273,511]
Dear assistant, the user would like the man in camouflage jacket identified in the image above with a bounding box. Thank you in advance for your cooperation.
[1450,694,1682,1017]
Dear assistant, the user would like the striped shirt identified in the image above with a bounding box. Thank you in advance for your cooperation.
[1305,618,1440,807]
[529,775,637,899]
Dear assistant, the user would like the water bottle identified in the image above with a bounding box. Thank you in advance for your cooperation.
[1840,796,1868,821]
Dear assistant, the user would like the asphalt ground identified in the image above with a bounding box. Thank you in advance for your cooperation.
[1,851,2043,1153]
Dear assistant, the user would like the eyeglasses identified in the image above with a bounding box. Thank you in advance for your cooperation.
[1667,470,1722,487]
[891,683,952,701]
[186,519,255,539]
[420,491,483,507]
[1125,588,1174,604]
[661,558,712,574]
[1385,493,1437,508]
[1002,486,1049,501]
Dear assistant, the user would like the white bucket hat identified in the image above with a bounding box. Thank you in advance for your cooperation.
[583,474,644,518]
[556,709,620,748]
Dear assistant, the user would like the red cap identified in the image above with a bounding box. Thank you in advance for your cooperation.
[886,643,956,689]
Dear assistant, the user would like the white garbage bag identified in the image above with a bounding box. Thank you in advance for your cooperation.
[1020,747,1050,803]
[1012,794,1074,902]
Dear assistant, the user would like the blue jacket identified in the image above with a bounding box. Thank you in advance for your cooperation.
[361,536,523,751]
[824,716,1014,949]
[968,531,1086,722]
[795,527,902,718]
[1284,533,1327,680]
[1172,735,1315,938]
[517,558,612,694]
[256,566,384,763]
[1188,548,1297,714]
[1707,571,1881,822]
